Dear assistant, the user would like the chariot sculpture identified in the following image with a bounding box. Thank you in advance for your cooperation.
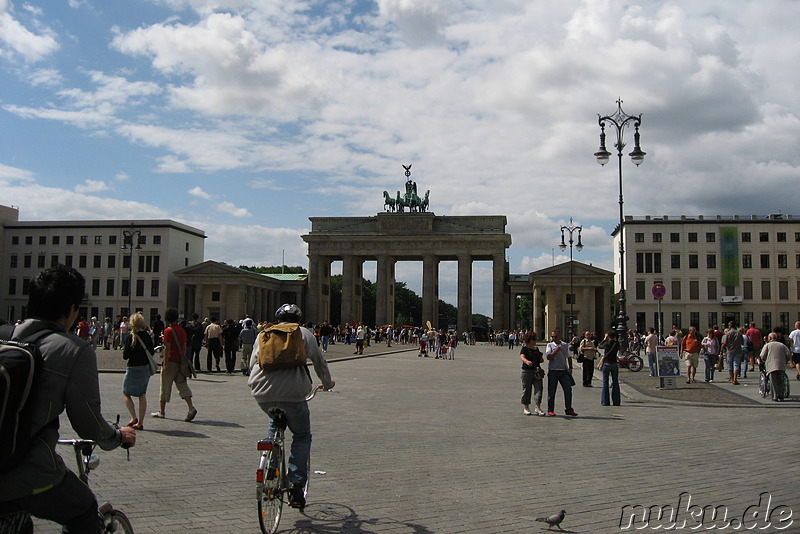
[383,164,430,213]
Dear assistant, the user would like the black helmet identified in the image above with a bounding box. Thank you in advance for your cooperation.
[275,303,303,323]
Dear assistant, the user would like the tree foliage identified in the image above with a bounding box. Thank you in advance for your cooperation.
[238,265,307,274]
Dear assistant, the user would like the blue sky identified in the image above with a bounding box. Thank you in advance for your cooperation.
[2,1,799,315]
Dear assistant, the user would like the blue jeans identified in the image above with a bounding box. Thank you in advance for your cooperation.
[726,352,742,372]
[647,352,657,376]
[257,400,312,487]
[704,355,717,381]
[601,363,620,406]
[546,369,573,413]
[320,336,329,351]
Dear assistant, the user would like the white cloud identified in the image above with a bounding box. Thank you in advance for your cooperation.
[74,179,110,193]
[217,201,251,217]
[188,186,212,199]
[0,2,58,62]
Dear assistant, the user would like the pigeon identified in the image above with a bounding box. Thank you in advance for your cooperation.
[535,509,566,531]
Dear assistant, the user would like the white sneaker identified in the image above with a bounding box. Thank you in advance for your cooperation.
[523,408,532,415]
[533,408,546,416]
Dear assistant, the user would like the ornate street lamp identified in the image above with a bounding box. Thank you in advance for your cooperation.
[121,224,142,316]
[595,99,645,350]
[559,218,583,338]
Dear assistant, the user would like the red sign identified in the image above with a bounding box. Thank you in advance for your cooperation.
[652,283,666,299]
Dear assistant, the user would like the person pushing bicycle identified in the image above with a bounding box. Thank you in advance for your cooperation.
[0,266,136,532]
[248,304,335,510]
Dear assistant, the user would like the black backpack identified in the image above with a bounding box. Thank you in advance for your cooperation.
[0,325,53,472]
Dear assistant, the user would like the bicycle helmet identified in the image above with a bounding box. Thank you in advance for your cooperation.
[275,303,303,323]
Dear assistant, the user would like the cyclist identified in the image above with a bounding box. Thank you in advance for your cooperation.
[248,304,335,510]
[0,265,136,532]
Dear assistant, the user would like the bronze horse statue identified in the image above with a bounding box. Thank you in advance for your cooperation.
[383,191,396,212]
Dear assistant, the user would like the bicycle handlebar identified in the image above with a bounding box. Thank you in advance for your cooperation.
[305,384,335,401]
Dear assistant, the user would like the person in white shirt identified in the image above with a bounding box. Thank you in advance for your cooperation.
[544,331,577,417]
[788,321,800,382]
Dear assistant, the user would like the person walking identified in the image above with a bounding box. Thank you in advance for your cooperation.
[758,333,791,401]
[578,331,597,387]
[222,318,239,374]
[701,328,719,383]
[152,307,197,421]
[679,326,702,384]
[248,304,335,510]
[204,316,223,372]
[122,312,155,430]
[597,330,621,406]
[519,332,545,416]
[238,318,257,376]
[789,321,800,382]
[721,321,745,384]
[545,331,578,417]
[644,327,659,376]
[184,313,205,371]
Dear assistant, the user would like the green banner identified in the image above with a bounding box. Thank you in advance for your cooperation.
[720,227,739,287]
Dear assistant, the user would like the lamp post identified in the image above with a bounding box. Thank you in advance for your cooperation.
[559,218,583,338]
[121,224,141,316]
[594,99,645,351]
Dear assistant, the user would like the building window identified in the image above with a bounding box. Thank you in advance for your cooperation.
[135,280,145,297]
[671,312,681,330]
[742,232,751,242]
[688,233,698,242]
[779,280,789,300]
[761,280,771,300]
[65,236,73,245]
[25,236,32,245]
[153,256,160,272]
[153,235,162,245]
[689,255,698,269]
[108,255,116,269]
[136,235,145,245]
[22,278,30,295]
[795,232,800,242]
[762,312,772,331]
[50,255,58,268]
[725,285,736,296]
[80,236,88,245]
[671,281,681,300]
[8,278,16,295]
[759,232,769,242]
[690,312,700,328]
[106,279,115,296]
[109,235,117,245]
[743,281,753,300]
[777,232,786,242]
[565,293,576,305]
[778,254,787,268]
[634,233,644,243]
[636,312,646,331]
[705,232,715,242]
[9,255,17,268]
[671,255,680,269]
[708,312,718,329]
[689,281,699,300]
[636,252,661,274]
[780,312,790,332]
[185,258,189,267]
[23,256,31,268]
[707,281,717,301]
[211,291,221,302]
[93,255,102,268]
[760,254,770,269]
[635,281,645,300]
[79,255,87,269]
[94,235,102,245]
[38,236,46,245]
[121,279,130,297]
[122,255,131,269]
[706,255,716,269]
[64,255,73,268]
[52,235,60,245]
[742,254,752,269]
[151,280,160,297]
[37,255,45,269]
[11,236,19,245]
[670,233,680,243]
[91,279,100,296]
[744,312,753,326]
[652,233,662,243]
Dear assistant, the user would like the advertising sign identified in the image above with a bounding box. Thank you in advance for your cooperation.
[656,345,681,377]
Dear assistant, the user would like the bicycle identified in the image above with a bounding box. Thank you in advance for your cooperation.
[618,351,644,372]
[0,433,134,533]
[256,385,327,534]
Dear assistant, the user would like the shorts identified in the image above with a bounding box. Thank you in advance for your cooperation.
[683,351,699,368]
[792,352,800,365]
[160,360,192,403]
[122,365,152,397]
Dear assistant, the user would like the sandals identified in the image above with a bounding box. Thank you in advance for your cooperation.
[131,423,143,430]
[126,418,139,427]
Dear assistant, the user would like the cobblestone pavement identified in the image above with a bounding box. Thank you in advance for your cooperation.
[31,341,799,533]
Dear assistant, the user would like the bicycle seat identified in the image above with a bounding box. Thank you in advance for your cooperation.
[266,407,288,429]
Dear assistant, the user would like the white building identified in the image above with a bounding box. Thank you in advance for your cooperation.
[614,214,800,334]
[0,205,205,324]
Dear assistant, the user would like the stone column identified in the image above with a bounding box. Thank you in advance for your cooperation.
[341,256,363,325]
[492,254,507,331]
[582,286,593,335]
[532,284,541,335]
[457,255,472,333]
[306,254,321,323]
[254,286,262,322]
[196,284,205,320]
[376,255,395,326]
[602,284,611,332]
[423,255,439,327]
[549,286,562,335]
[177,282,185,318]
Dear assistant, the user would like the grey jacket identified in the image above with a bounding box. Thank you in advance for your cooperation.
[248,325,333,402]
[759,341,790,375]
[0,318,121,500]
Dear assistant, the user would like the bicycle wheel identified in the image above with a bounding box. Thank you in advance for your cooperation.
[758,372,768,398]
[627,355,644,372]
[258,445,285,534]
[100,509,134,534]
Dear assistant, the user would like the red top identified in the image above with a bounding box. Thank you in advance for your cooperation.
[745,327,762,348]
[163,325,187,363]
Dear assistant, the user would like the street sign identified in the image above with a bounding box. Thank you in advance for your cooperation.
[652,283,666,299]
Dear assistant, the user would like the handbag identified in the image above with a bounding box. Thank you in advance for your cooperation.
[577,354,585,363]
[534,367,545,380]
[142,343,158,376]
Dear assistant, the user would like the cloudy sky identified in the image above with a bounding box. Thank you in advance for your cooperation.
[1,0,798,315]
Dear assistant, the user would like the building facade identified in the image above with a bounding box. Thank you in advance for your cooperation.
[615,214,800,334]
[0,206,205,324]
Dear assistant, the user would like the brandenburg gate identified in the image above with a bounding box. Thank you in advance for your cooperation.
[302,207,511,330]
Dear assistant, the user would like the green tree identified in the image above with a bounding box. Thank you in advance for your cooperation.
[238,265,307,274]
[515,295,532,330]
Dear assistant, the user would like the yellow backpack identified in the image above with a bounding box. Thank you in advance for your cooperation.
[257,323,308,371]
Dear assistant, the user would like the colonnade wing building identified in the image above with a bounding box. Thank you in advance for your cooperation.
[302,212,512,331]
